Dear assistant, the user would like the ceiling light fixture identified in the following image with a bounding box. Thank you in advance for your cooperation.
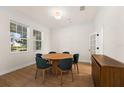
[52,9,63,20]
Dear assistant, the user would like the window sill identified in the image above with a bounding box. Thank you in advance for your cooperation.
[10,51,29,54]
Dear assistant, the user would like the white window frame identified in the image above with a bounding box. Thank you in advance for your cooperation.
[10,20,29,53]
[33,29,43,51]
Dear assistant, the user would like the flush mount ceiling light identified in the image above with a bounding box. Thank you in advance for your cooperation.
[52,8,63,20]
[80,6,85,11]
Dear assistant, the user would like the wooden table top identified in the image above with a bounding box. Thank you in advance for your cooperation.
[43,53,73,60]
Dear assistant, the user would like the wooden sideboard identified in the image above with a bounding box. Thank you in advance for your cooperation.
[91,55,124,87]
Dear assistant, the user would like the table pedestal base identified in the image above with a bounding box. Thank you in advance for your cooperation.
[51,60,59,74]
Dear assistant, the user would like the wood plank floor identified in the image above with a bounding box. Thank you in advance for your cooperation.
[0,63,94,87]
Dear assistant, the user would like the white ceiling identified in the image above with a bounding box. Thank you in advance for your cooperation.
[5,6,98,30]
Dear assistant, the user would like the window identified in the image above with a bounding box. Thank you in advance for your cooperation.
[10,21,28,52]
[33,30,42,50]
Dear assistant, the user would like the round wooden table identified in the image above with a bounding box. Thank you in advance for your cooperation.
[43,53,73,74]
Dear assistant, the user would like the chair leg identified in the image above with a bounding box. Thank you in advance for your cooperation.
[35,69,38,80]
[55,69,58,76]
[46,70,48,78]
[73,64,76,70]
[42,70,45,83]
[76,63,79,74]
[60,71,63,86]
[71,69,73,82]
[49,60,52,64]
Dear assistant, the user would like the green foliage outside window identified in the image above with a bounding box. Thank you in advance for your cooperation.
[10,22,28,52]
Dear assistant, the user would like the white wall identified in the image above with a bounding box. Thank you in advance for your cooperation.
[0,8,51,75]
[51,23,94,62]
[94,6,124,63]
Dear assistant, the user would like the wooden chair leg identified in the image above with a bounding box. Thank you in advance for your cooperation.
[73,64,76,70]
[46,70,48,78]
[49,60,52,64]
[55,69,58,76]
[42,70,45,83]
[47,60,51,64]
[60,71,63,86]
[76,63,79,74]
[71,69,73,82]
[35,69,38,80]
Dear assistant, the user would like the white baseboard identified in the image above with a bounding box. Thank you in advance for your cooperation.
[0,61,35,76]
[79,59,91,63]
[0,59,91,75]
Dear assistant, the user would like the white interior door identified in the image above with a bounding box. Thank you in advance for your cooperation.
[89,31,103,55]
[89,33,97,55]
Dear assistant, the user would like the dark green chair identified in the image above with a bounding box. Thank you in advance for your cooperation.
[36,53,49,63]
[36,53,42,58]
[73,54,79,74]
[48,51,56,64]
[49,51,56,54]
[62,51,70,54]
[35,56,52,83]
[57,58,73,86]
